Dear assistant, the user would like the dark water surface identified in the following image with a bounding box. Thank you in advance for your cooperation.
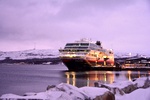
[0,64,149,96]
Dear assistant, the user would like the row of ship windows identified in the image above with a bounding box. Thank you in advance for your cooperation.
[66,43,89,47]
[88,53,98,57]
[64,47,103,51]
[65,43,101,50]
[59,49,90,52]
[60,49,113,55]
[64,47,88,49]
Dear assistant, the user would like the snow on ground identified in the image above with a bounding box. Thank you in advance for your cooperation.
[0,49,59,60]
[0,77,150,100]
[104,80,134,89]
[1,87,150,100]
[79,86,109,99]
[0,92,48,99]
[133,77,148,87]
[116,87,150,100]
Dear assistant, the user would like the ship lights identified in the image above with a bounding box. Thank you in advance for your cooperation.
[67,54,76,58]
[128,71,132,81]
[103,56,107,58]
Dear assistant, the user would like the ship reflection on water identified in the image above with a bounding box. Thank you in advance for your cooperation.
[65,70,150,87]
[126,71,150,81]
[65,71,115,87]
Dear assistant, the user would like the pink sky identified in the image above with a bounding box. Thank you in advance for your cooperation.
[0,0,150,55]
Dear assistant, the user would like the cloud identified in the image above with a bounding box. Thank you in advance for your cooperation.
[0,0,150,54]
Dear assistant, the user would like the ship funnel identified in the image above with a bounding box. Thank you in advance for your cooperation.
[96,41,101,46]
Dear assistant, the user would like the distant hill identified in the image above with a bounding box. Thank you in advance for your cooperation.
[0,49,61,64]
[0,49,59,60]
[114,52,149,58]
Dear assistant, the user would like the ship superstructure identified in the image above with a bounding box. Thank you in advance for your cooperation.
[59,39,114,71]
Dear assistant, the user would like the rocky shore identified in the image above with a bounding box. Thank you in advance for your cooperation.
[1,76,150,100]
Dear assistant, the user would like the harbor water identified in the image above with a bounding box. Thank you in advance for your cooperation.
[0,64,149,96]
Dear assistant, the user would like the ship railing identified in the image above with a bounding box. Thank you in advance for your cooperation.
[60,52,87,55]
[59,48,90,52]
[60,52,86,57]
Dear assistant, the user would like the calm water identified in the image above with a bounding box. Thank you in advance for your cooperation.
[0,64,149,96]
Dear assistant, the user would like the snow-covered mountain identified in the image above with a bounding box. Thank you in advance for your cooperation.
[0,49,59,60]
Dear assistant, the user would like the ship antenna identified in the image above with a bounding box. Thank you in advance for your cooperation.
[34,42,36,50]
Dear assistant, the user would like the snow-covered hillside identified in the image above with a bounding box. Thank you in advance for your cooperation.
[0,49,59,60]
[114,52,149,58]
[0,49,149,61]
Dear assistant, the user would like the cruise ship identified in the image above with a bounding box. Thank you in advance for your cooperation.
[59,39,114,71]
